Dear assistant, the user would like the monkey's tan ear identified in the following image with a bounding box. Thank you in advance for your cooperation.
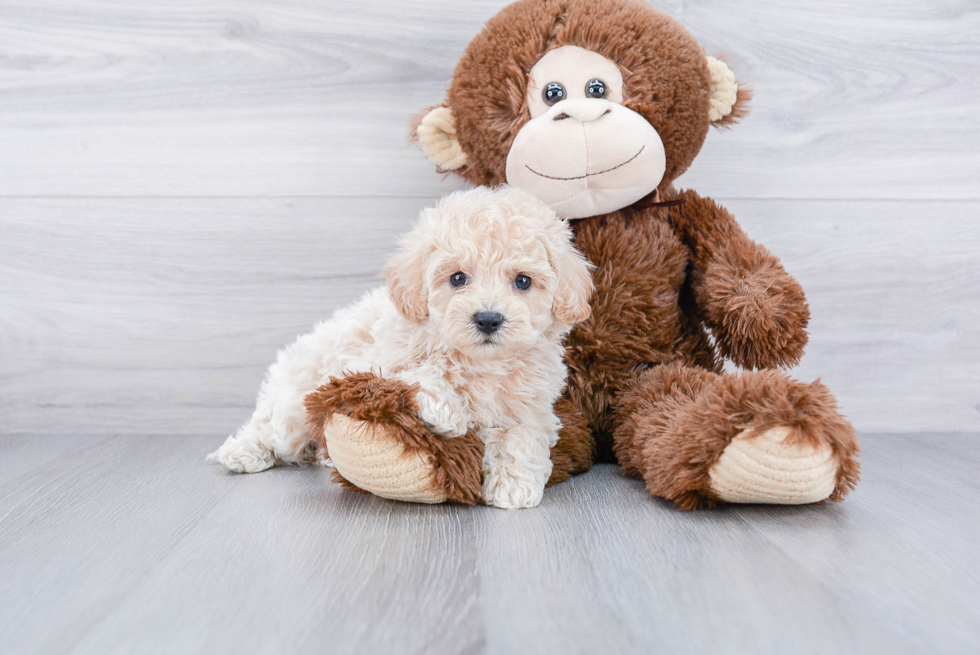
[415,106,468,171]
[706,56,750,127]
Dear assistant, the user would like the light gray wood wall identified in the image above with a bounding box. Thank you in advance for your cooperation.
[1,0,978,435]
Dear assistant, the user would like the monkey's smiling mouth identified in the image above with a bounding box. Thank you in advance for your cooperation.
[525,145,645,181]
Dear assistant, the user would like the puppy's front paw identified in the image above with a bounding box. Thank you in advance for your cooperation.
[207,434,276,473]
[416,390,469,438]
[483,469,545,509]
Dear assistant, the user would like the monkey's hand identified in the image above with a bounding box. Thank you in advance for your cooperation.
[696,248,810,370]
[666,191,810,370]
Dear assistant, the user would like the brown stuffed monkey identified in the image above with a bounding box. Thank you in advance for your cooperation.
[305,0,860,509]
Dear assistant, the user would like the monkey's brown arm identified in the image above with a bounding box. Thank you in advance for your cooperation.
[664,190,810,370]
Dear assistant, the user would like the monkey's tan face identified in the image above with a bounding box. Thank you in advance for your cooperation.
[505,46,667,220]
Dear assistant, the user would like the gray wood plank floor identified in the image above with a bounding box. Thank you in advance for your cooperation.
[1,433,977,654]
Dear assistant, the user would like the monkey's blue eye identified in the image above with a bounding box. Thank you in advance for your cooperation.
[514,274,532,291]
[543,82,566,106]
[586,79,606,98]
[450,272,468,288]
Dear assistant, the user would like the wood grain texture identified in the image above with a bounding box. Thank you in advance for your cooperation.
[0,433,977,654]
[3,197,978,435]
[0,197,426,435]
[0,0,977,198]
[2,3,977,653]
[1,5,978,428]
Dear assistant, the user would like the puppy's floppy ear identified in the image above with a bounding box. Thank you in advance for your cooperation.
[383,230,431,323]
[412,105,468,171]
[706,56,751,128]
[548,223,594,325]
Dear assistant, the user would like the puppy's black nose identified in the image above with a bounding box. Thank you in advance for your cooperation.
[473,311,504,335]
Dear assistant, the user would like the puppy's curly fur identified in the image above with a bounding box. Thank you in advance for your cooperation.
[208,186,593,509]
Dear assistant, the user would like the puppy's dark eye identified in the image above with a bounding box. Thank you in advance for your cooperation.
[543,82,566,106]
[514,274,532,291]
[586,79,606,98]
[450,272,468,288]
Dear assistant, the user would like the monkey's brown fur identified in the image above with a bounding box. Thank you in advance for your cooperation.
[447,0,726,188]
[614,363,860,510]
[313,0,859,508]
[305,373,484,504]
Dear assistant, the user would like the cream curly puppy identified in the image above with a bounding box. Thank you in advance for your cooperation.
[208,186,593,509]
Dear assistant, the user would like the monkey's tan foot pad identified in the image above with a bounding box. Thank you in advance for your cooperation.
[306,372,485,505]
[326,415,448,503]
[708,426,837,504]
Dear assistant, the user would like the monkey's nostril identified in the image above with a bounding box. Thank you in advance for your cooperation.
[553,112,570,121]
[473,311,504,335]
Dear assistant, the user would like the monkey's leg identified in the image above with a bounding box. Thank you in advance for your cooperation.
[305,372,483,505]
[547,395,596,486]
[613,363,860,510]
